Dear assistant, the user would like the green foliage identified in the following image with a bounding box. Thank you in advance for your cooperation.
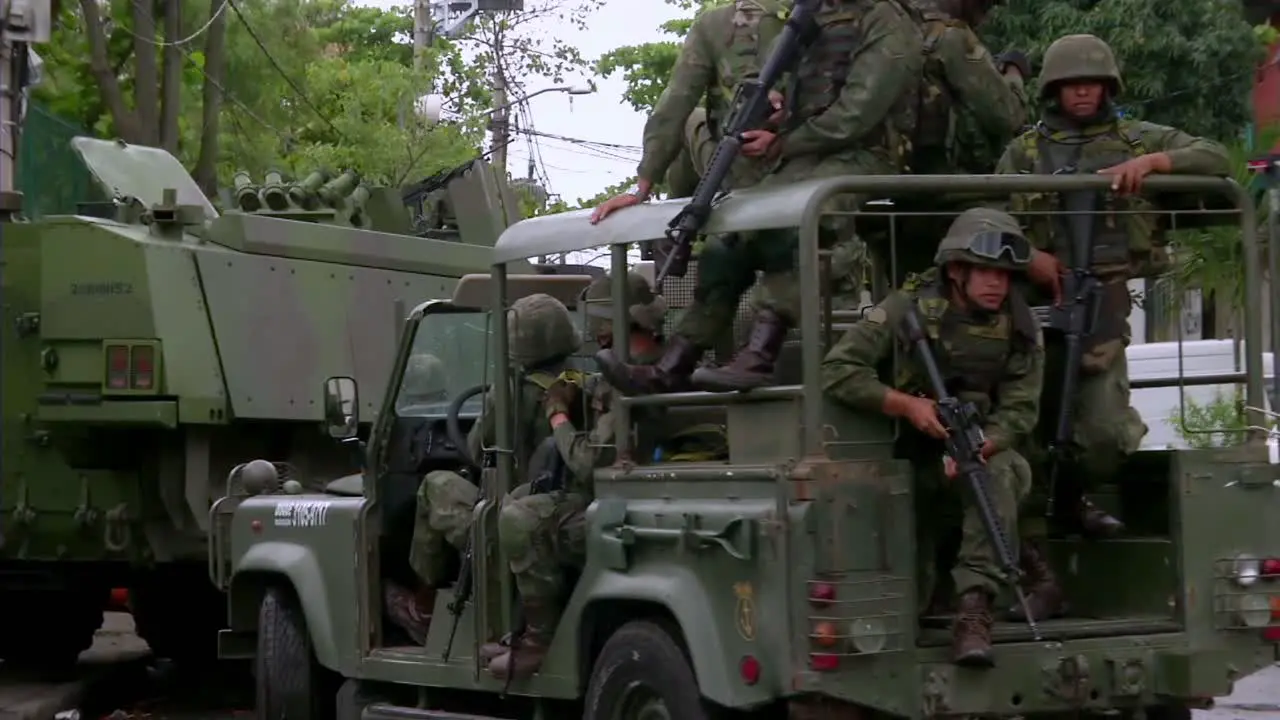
[1167,388,1249,449]
[595,0,728,113]
[981,0,1262,141]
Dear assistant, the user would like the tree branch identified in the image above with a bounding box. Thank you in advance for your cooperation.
[79,0,141,142]
[194,0,229,196]
[132,0,160,145]
[160,0,181,152]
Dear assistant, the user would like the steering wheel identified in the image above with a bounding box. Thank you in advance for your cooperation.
[446,384,488,471]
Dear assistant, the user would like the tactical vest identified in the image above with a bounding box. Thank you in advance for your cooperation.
[1013,118,1168,279]
[788,0,918,156]
[909,4,958,169]
[706,0,788,138]
[896,273,1037,418]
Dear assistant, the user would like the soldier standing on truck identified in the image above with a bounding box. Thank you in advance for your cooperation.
[821,208,1043,666]
[383,294,583,644]
[908,0,1029,175]
[993,34,1230,619]
[596,0,924,396]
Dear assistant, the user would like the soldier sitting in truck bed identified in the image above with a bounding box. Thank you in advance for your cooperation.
[821,208,1043,666]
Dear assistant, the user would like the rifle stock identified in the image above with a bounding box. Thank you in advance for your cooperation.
[901,306,1042,640]
[655,0,821,285]
[1043,190,1103,521]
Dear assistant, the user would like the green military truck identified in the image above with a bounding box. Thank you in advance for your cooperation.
[0,136,526,669]
[210,173,1280,719]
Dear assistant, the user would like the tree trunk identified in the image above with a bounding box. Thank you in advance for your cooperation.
[194,0,229,197]
[160,0,182,153]
[79,0,141,142]
[132,0,161,146]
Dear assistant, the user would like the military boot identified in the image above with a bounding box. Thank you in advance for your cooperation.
[1077,498,1124,538]
[383,582,435,646]
[1007,540,1067,622]
[487,601,557,681]
[690,310,790,392]
[595,335,702,396]
[951,589,995,668]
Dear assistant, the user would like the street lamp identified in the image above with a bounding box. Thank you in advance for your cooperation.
[415,83,594,125]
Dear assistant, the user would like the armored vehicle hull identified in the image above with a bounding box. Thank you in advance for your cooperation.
[0,137,523,669]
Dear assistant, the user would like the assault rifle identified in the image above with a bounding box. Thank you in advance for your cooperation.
[655,0,821,285]
[901,306,1043,639]
[1042,189,1103,523]
[441,455,489,663]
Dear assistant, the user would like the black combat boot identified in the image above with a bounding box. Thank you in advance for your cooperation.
[595,335,702,396]
[479,633,511,663]
[487,601,556,681]
[690,310,790,392]
[383,582,435,645]
[1077,497,1125,538]
[952,589,995,668]
[1007,540,1068,622]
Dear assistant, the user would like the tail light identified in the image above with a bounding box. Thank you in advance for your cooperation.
[131,345,155,390]
[1262,558,1280,578]
[106,345,129,389]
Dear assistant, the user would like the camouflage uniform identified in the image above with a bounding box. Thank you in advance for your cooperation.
[599,0,924,396]
[486,273,670,680]
[994,35,1230,545]
[386,294,582,645]
[821,208,1042,666]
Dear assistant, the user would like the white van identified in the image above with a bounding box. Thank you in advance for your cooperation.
[1127,339,1276,450]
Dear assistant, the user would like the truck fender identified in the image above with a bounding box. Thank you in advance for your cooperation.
[577,564,769,708]
[232,541,339,669]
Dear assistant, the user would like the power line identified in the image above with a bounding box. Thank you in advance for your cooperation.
[128,0,230,47]
[225,0,345,140]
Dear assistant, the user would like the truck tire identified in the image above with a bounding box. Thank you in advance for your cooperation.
[584,620,708,720]
[131,568,226,666]
[256,586,337,720]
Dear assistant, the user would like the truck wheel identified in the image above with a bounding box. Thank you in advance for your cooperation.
[131,569,226,666]
[584,620,707,720]
[256,586,337,720]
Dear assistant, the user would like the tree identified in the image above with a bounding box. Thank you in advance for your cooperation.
[595,0,716,114]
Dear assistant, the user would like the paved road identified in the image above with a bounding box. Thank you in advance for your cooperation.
[1194,661,1280,720]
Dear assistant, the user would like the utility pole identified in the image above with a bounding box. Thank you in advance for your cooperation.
[412,0,431,71]
[1,0,52,219]
[490,66,509,176]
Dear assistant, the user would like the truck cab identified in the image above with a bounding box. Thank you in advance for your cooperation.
[211,172,1280,720]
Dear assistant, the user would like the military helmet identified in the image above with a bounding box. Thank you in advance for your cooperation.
[1037,34,1122,99]
[581,271,668,337]
[401,352,446,400]
[934,208,1032,272]
[507,293,581,368]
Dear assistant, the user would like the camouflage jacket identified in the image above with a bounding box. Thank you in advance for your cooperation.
[779,0,923,160]
[820,269,1044,453]
[468,368,573,480]
[637,0,787,185]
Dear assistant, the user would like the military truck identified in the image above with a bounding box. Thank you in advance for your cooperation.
[0,136,526,669]
[210,173,1280,719]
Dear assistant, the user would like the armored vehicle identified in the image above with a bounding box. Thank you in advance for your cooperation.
[0,136,525,669]
[211,173,1280,719]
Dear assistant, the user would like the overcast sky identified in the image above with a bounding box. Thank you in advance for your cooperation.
[355,0,681,206]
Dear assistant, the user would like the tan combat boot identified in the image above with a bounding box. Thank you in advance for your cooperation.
[952,589,995,668]
[479,633,511,664]
[487,601,556,681]
[691,310,791,393]
[1007,541,1067,622]
[383,582,436,646]
[595,336,702,396]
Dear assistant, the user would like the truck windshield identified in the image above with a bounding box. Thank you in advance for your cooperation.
[395,310,492,417]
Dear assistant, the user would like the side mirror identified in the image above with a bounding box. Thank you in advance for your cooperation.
[323,376,359,439]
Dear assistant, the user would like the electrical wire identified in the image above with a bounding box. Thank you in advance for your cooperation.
[128,0,230,47]
[225,0,345,140]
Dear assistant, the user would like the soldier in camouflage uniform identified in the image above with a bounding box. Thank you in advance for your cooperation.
[384,294,583,645]
[909,0,1028,175]
[484,272,672,680]
[993,35,1229,587]
[822,208,1042,666]
[597,0,924,396]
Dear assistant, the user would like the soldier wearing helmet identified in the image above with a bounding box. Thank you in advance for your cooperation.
[821,208,1043,667]
[385,293,584,647]
[908,0,1029,176]
[993,35,1228,556]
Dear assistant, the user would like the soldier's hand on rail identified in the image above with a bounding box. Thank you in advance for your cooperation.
[590,186,648,224]
[1097,153,1171,196]
[1027,249,1064,305]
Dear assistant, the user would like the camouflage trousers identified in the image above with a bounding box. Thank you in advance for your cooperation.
[674,147,887,346]
[497,490,589,606]
[409,471,534,587]
[915,449,1032,603]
